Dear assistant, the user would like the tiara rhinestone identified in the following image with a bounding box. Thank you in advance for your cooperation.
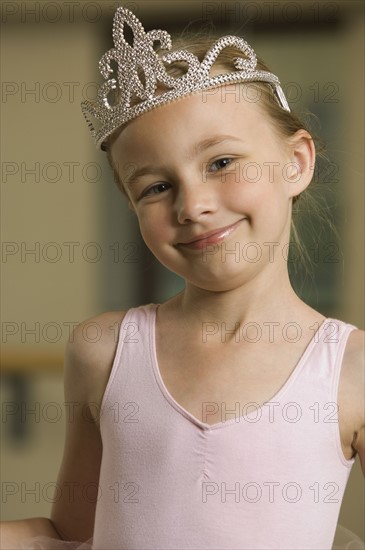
[81,7,290,150]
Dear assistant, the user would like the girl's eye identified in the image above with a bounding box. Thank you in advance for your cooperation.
[142,182,171,198]
[208,158,233,172]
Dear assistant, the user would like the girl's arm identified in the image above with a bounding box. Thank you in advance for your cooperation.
[346,329,365,477]
[1,518,62,549]
[1,312,123,549]
[49,312,123,541]
[353,427,365,476]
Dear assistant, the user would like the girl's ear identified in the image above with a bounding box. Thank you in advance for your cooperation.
[285,129,316,198]
[128,200,136,214]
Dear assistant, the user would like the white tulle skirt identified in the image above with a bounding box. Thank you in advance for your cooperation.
[20,524,364,550]
[20,537,93,550]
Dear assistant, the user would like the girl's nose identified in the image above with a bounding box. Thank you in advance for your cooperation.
[175,183,218,224]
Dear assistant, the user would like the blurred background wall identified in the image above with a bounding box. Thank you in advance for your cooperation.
[1,0,364,541]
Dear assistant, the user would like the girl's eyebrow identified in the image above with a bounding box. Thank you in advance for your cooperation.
[124,134,243,189]
[188,134,243,159]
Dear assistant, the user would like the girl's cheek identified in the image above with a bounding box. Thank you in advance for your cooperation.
[224,172,257,201]
[137,211,163,239]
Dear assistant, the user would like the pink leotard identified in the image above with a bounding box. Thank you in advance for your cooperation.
[91,303,357,549]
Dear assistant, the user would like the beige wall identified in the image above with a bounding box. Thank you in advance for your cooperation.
[2,14,109,366]
[1,0,364,542]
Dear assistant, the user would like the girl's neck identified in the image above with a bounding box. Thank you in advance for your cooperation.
[172,269,316,329]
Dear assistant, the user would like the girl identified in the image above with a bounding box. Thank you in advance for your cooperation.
[3,6,364,550]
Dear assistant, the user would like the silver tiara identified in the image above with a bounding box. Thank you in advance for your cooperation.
[81,7,290,150]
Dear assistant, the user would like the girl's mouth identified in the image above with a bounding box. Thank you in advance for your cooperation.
[177,218,245,250]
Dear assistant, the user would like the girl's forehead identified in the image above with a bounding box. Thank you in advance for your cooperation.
[112,87,268,156]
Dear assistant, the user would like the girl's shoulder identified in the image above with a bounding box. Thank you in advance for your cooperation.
[65,310,128,423]
[342,327,365,395]
[66,310,128,371]
[340,327,365,473]
[343,325,365,357]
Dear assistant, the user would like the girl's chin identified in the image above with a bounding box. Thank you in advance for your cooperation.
[185,281,247,294]
[183,269,257,293]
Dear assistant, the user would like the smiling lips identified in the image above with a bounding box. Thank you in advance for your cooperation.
[177,219,245,250]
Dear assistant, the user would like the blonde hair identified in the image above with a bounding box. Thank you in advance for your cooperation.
[105,31,334,286]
